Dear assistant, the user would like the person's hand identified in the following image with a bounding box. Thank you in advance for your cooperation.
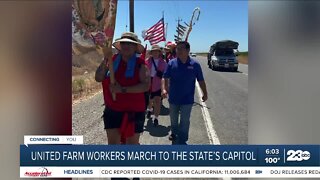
[202,93,208,102]
[109,82,122,93]
[102,47,113,59]
[161,89,168,99]
[98,57,108,71]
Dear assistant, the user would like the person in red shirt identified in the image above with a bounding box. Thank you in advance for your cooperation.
[164,41,177,62]
[95,32,150,145]
[163,46,170,63]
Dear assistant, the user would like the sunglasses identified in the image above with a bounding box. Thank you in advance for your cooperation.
[120,42,136,46]
[176,47,187,51]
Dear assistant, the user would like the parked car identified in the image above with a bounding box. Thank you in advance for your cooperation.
[207,40,239,72]
[189,52,197,57]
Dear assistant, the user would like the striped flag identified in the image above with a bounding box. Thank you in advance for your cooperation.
[140,44,147,60]
[144,18,166,45]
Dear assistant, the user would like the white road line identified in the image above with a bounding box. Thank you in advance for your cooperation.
[242,72,248,76]
[195,81,220,145]
[196,82,232,180]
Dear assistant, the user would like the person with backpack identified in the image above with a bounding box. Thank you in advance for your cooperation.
[95,32,150,145]
[145,45,167,126]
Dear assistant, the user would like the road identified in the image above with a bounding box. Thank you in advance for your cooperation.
[196,56,248,144]
[72,56,248,179]
[72,56,248,145]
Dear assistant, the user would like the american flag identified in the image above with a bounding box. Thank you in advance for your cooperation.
[144,18,166,45]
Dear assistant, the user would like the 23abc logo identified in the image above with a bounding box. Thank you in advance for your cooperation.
[286,150,311,161]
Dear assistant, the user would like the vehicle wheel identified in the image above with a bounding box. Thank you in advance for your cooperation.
[212,64,216,71]
[233,67,238,72]
[208,61,212,69]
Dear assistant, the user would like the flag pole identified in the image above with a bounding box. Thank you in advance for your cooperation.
[104,0,118,101]
[185,7,200,42]
[165,22,168,44]
[162,11,166,47]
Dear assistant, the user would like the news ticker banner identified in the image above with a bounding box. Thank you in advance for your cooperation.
[20,166,320,178]
[20,136,320,178]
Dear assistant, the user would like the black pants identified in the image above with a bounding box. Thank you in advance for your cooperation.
[103,107,145,133]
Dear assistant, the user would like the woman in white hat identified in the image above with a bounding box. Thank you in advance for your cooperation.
[145,45,167,126]
[95,32,150,145]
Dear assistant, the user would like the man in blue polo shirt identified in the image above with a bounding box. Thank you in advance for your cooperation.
[162,41,208,144]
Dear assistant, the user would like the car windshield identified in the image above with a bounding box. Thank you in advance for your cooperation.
[215,49,234,56]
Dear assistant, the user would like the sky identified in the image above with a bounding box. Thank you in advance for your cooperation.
[113,0,248,52]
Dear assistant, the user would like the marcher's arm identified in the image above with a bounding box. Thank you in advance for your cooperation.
[198,80,208,102]
[162,78,169,92]
[96,48,112,82]
[95,58,108,82]
[161,78,169,98]
[124,64,150,93]
[162,61,170,94]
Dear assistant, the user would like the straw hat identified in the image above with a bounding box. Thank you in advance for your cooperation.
[112,32,144,53]
[150,45,162,52]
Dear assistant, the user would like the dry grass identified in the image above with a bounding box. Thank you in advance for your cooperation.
[196,52,209,57]
[237,55,248,64]
[72,72,102,101]
[72,50,103,76]
[72,45,104,101]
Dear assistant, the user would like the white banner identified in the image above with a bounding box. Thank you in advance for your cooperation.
[20,166,320,178]
[24,135,83,146]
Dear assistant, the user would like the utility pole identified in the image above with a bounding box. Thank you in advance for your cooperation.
[129,0,134,32]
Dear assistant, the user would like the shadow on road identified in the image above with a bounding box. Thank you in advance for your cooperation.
[193,102,211,109]
[211,68,242,73]
[159,104,170,115]
[143,119,171,137]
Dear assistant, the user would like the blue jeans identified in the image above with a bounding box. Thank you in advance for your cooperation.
[169,103,193,144]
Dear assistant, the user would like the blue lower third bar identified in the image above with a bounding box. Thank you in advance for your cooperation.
[20,145,320,167]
